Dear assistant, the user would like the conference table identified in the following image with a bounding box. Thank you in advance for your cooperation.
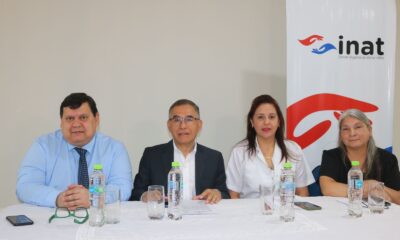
[1,196,397,240]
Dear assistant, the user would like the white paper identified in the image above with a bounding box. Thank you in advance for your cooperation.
[182,200,213,215]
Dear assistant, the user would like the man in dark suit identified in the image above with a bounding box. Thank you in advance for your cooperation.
[131,99,229,203]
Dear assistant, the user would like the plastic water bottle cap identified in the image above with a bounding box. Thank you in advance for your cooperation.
[172,161,181,167]
[94,164,103,170]
[351,161,360,167]
[283,162,292,169]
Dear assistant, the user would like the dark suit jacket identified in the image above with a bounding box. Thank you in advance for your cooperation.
[130,140,230,200]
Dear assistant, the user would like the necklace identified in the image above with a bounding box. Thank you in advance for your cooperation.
[257,137,275,170]
[264,155,274,170]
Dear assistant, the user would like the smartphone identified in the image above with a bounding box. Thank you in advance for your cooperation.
[6,215,34,226]
[294,201,322,210]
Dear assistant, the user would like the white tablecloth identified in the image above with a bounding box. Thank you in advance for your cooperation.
[1,197,398,240]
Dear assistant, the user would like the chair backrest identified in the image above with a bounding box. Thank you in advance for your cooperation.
[308,165,321,196]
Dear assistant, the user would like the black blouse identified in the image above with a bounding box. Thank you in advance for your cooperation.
[320,147,400,191]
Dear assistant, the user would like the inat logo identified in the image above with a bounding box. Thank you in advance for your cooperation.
[338,35,384,55]
[298,34,385,56]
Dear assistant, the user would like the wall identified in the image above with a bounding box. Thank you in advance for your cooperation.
[0,0,398,209]
[394,0,400,161]
[0,0,286,208]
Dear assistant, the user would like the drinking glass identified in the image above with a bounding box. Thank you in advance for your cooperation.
[260,183,274,215]
[147,185,165,220]
[105,185,121,224]
[368,181,385,214]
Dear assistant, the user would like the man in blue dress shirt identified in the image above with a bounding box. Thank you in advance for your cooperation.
[16,93,133,209]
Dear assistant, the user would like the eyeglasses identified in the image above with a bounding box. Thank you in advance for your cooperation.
[48,207,89,224]
[169,115,200,124]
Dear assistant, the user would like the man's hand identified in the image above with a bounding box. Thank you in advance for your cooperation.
[56,184,90,210]
[193,189,222,204]
[140,191,149,202]
[141,190,167,203]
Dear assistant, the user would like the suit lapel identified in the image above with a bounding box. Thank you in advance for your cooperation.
[162,141,174,177]
[195,144,205,195]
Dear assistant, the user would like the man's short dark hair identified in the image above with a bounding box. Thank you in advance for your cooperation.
[168,99,200,117]
[60,93,98,117]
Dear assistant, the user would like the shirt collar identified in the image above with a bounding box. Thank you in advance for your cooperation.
[66,132,97,154]
[172,140,197,155]
[255,137,278,158]
[255,137,261,153]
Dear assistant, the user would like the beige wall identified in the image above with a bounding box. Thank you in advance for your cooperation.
[0,0,398,209]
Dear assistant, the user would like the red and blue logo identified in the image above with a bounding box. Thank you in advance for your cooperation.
[298,35,336,54]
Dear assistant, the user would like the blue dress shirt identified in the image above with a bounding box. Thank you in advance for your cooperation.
[16,130,133,207]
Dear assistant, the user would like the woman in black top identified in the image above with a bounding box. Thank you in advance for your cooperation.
[320,109,400,204]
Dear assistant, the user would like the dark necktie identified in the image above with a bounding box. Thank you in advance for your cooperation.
[74,148,89,189]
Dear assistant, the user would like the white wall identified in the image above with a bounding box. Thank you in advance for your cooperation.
[394,0,400,167]
[0,0,398,209]
[0,0,286,208]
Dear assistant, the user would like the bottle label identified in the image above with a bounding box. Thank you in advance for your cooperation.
[282,182,295,191]
[350,176,363,190]
[355,179,363,189]
[96,186,104,193]
[89,185,104,194]
[168,180,178,190]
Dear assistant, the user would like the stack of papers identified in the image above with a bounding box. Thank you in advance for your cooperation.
[182,200,214,215]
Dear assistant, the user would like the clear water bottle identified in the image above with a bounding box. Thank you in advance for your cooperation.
[348,161,363,217]
[89,164,105,227]
[167,161,183,220]
[280,162,295,222]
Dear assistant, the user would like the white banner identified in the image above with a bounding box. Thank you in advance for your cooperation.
[286,0,396,171]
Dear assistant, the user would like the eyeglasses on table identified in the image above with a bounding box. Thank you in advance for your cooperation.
[48,207,89,224]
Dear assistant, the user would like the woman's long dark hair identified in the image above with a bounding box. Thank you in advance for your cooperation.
[244,94,288,162]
